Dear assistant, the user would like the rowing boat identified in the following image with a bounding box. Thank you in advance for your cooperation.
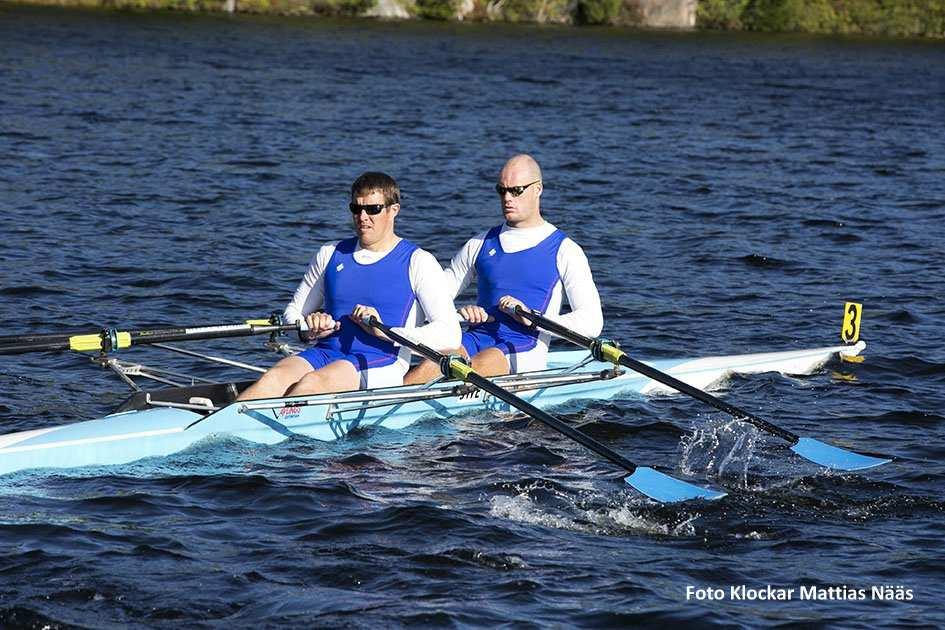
[0,340,866,479]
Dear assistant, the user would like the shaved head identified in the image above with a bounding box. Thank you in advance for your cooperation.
[500,154,542,183]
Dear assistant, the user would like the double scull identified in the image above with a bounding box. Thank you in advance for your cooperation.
[0,316,877,501]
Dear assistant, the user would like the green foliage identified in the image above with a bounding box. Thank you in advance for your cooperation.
[575,0,621,25]
[696,0,749,29]
[841,0,945,37]
[698,0,945,37]
[742,0,836,32]
[414,0,455,19]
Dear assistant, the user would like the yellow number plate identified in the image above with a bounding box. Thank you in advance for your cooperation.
[841,302,862,344]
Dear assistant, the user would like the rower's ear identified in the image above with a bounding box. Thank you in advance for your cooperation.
[388,203,400,218]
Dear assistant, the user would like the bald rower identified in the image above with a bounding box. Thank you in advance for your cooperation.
[404,154,603,383]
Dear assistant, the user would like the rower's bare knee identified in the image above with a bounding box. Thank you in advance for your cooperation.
[470,348,510,377]
[286,360,358,396]
[403,359,439,385]
[404,347,468,384]
[237,356,311,400]
[289,371,325,394]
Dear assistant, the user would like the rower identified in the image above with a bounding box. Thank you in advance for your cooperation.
[404,154,603,383]
[238,172,461,400]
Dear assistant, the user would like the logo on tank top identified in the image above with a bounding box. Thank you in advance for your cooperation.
[336,263,345,272]
[488,248,496,257]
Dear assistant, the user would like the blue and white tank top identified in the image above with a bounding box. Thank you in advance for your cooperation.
[320,237,418,368]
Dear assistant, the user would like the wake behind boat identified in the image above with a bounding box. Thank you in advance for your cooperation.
[0,320,870,491]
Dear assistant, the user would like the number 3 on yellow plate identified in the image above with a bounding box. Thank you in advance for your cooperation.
[841,302,862,343]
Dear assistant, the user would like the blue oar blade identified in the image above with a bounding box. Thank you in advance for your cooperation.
[625,466,727,503]
[791,437,891,471]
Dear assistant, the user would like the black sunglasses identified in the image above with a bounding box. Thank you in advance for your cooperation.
[349,203,389,215]
[495,180,541,197]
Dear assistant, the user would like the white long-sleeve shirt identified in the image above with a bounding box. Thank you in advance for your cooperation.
[445,221,604,338]
[284,239,461,359]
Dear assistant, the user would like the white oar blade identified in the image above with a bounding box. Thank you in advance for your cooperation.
[791,437,891,471]
[625,466,727,503]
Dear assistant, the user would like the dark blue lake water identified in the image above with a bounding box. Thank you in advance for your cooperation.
[1,5,944,627]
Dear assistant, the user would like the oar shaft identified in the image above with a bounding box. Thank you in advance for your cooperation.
[0,322,299,356]
[365,316,638,474]
[617,354,797,443]
[465,370,638,472]
[127,324,293,345]
[0,321,279,346]
[0,340,77,355]
[0,332,84,346]
[513,306,799,444]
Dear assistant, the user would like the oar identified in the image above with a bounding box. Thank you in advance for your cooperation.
[0,322,275,347]
[0,319,299,355]
[0,331,95,346]
[510,306,890,472]
[363,315,725,503]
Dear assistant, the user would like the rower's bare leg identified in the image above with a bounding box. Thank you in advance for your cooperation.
[285,359,360,396]
[403,347,469,384]
[237,356,313,401]
[468,347,510,377]
[404,346,510,383]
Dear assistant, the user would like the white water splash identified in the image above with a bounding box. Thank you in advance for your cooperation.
[490,493,586,532]
[679,416,764,490]
[488,484,699,538]
[733,531,766,540]
[589,505,699,537]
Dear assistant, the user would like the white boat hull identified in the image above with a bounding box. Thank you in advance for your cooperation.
[0,343,865,477]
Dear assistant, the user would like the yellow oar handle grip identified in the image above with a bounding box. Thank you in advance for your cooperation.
[598,343,626,364]
[588,338,626,364]
[447,357,474,380]
[68,331,131,353]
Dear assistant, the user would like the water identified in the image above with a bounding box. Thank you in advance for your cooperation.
[2,5,944,626]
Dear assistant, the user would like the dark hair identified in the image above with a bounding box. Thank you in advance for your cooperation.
[351,172,400,206]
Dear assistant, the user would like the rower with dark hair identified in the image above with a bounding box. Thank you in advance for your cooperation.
[239,172,460,400]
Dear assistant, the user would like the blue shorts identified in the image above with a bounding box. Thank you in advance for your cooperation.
[295,345,406,389]
[461,322,539,358]
[296,346,383,373]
